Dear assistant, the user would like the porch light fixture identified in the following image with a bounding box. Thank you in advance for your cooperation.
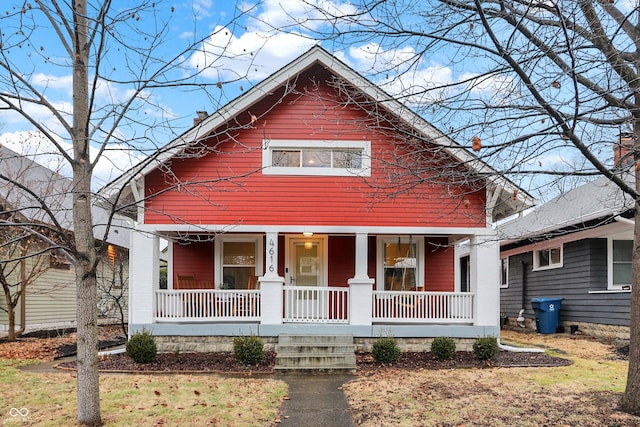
[302,231,313,237]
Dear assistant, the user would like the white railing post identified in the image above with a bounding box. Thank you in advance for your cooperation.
[349,232,374,326]
[260,232,284,325]
[129,230,159,327]
[470,231,500,327]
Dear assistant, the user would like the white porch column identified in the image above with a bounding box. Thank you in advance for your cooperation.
[260,232,284,325]
[348,233,374,326]
[129,230,160,326]
[470,230,500,327]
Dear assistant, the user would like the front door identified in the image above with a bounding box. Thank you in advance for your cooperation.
[286,237,326,319]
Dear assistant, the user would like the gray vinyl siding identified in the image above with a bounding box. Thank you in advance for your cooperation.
[500,238,631,327]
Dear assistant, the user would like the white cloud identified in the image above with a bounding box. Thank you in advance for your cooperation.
[251,0,358,32]
[31,73,74,94]
[188,25,317,82]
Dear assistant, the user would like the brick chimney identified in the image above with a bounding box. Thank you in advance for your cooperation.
[614,132,634,169]
[193,111,209,126]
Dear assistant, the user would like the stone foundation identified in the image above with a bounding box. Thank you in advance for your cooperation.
[505,318,630,341]
[155,335,278,353]
[154,335,480,353]
[355,337,477,352]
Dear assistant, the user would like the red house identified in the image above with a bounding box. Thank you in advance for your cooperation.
[110,46,531,350]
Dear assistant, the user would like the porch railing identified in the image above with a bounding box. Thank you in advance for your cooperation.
[155,289,261,322]
[372,291,474,323]
[154,288,474,324]
[283,286,349,324]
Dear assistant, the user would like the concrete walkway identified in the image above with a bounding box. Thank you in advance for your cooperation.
[277,373,355,427]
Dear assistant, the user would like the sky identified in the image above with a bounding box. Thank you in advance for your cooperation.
[1,0,637,197]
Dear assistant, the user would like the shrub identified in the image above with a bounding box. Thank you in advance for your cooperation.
[473,337,499,360]
[233,334,265,365]
[126,328,157,363]
[371,336,400,364]
[430,337,456,360]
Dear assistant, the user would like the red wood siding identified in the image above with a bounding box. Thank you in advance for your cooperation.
[145,67,486,228]
[173,242,213,286]
[424,237,454,291]
[328,236,355,287]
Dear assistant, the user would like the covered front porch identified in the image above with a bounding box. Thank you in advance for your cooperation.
[129,228,501,339]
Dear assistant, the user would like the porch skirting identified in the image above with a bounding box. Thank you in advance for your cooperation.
[130,323,500,353]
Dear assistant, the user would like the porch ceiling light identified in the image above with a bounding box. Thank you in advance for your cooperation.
[302,231,313,237]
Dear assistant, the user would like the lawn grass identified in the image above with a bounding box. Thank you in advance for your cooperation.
[0,360,287,426]
[344,330,635,427]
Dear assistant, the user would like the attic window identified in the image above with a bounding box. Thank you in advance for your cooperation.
[263,139,371,176]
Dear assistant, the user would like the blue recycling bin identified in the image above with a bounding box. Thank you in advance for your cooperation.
[531,297,563,334]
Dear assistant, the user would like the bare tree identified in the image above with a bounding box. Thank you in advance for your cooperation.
[96,249,128,338]
[0,1,255,424]
[0,220,50,341]
[275,0,640,414]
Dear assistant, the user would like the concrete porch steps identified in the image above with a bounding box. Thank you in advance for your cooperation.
[274,334,356,373]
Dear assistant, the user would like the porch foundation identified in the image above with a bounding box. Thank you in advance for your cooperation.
[131,323,499,353]
[148,334,481,353]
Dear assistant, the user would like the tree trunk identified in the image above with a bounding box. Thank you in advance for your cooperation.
[621,118,640,415]
[72,0,101,425]
[3,290,15,341]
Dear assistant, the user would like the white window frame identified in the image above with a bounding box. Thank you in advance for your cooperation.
[532,245,563,271]
[214,235,264,289]
[376,236,424,291]
[500,257,509,289]
[608,238,632,290]
[262,139,371,176]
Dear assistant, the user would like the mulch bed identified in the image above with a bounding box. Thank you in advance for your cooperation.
[56,350,571,374]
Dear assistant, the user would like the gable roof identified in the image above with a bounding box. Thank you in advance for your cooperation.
[103,45,533,221]
[498,172,635,243]
[0,145,130,248]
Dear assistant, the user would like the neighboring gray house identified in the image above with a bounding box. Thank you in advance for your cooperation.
[498,171,634,339]
[0,146,131,336]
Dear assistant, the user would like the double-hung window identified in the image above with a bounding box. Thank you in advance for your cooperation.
[611,239,632,290]
[263,140,371,176]
[377,236,424,291]
[214,236,263,289]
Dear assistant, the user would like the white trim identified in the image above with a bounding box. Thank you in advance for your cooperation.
[262,139,371,177]
[589,289,631,294]
[137,223,489,236]
[376,236,424,291]
[213,234,264,289]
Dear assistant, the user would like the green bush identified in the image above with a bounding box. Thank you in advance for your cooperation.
[233,334,265,365]
[473,337,499,360]
[126,328,157,363]
[430,337,456,360]
[371,336,400,364]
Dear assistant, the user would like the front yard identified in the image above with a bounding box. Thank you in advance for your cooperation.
[1,327,638,426]
[344,329,636,426]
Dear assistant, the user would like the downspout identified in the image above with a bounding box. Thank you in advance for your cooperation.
[517,261,527,327]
